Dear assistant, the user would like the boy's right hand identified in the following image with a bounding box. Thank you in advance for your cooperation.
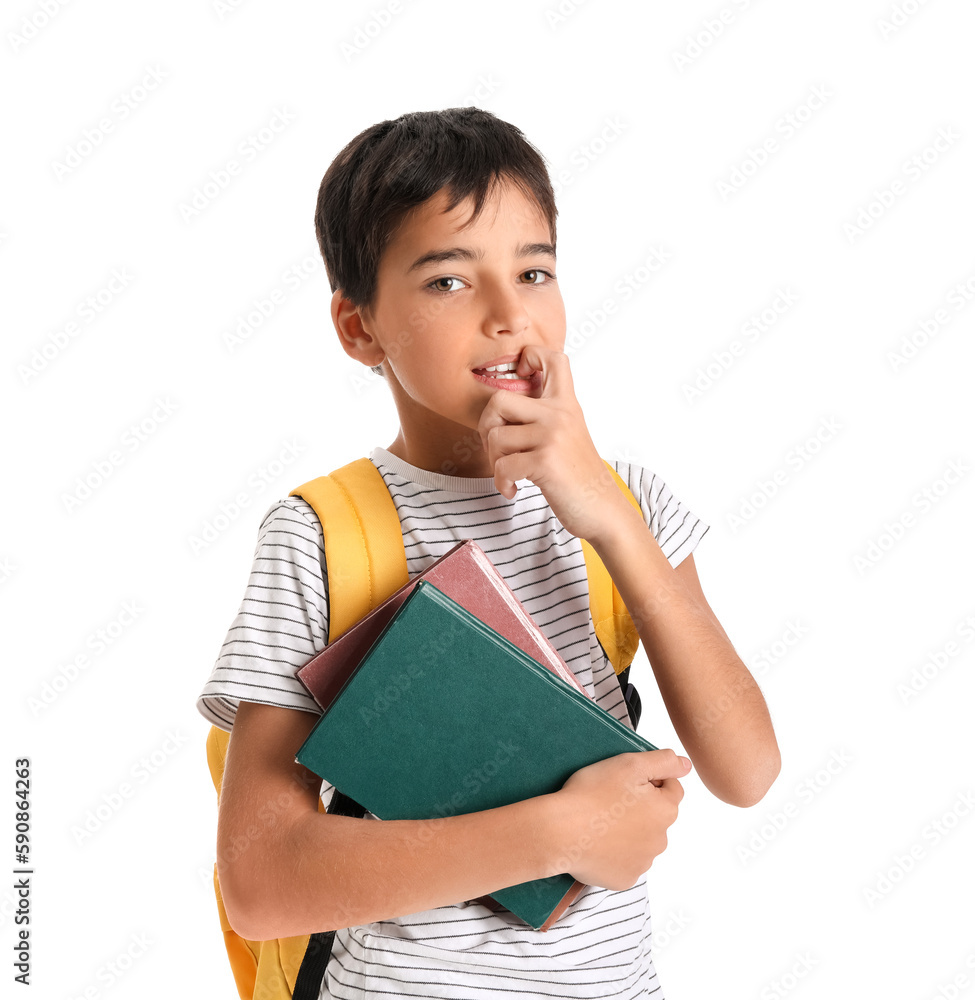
[547,750,691,892]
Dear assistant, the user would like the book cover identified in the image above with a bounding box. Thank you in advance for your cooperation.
[295,579,657,931]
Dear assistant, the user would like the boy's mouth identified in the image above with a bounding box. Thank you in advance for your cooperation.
[471,353,539,391]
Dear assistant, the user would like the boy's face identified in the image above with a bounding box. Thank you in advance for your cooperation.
[347,178,566,476]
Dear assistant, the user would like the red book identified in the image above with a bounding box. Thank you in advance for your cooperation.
[296,538,587,710]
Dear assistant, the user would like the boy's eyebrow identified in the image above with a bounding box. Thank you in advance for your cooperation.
[406,242,557,273]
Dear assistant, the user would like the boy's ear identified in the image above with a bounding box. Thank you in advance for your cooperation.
[331,288,385,369]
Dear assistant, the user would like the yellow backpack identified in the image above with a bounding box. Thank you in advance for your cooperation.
[205,456,644,999]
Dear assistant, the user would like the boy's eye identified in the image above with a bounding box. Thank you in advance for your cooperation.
[426,269,556,295]
[428,276,465,294]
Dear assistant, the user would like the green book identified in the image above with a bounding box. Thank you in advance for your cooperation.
[295,579,657,930]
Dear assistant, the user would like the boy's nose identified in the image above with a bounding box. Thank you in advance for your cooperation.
[480,287,530,338]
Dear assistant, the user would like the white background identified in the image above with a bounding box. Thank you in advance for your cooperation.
[3,0,974,997]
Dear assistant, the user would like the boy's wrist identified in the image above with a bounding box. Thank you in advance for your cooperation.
[583,490,648,552]
[536,789,580,881]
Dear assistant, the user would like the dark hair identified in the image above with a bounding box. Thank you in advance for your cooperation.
[315,107,558,377]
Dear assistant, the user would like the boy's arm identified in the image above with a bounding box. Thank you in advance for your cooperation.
[474,344,778,808]
[587,501,781,808]
[217,701,688,940]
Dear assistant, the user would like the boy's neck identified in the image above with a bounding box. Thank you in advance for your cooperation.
[385,429,495,480]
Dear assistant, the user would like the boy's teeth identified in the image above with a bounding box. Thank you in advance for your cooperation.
[476,361,522,378]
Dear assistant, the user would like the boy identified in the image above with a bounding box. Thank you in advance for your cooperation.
[197,107,780,998]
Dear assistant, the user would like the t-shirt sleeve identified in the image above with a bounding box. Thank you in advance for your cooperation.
[196,497,329,731]
[611,460,710,568]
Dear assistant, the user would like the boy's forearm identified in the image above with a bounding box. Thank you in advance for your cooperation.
[586,498,780,807]
[239,790,564,938]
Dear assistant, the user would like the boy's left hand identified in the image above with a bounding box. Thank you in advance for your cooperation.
[476,345,623,543]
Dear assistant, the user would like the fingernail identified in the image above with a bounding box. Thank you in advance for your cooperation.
[680,756,692,769]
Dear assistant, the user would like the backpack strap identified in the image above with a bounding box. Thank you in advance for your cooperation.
[578,463,644,677]
[290,459,410,643]
[205,726,321,999]
[204,458,407,1000]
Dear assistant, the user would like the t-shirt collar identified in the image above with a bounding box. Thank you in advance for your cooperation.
[370,447,532,495]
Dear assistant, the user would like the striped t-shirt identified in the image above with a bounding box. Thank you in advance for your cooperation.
[197,446,709,999]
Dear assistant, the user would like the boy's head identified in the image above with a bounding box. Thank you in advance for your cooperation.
[315,107,558,379]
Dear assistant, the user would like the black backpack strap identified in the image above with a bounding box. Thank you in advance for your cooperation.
[616,665,642,730]
[293,789,367,1000]
[292,931,335,1000]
